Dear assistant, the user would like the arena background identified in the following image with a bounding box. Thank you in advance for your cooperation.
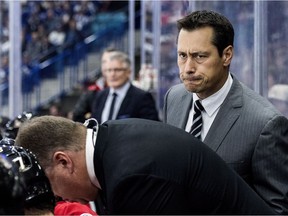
[0,0,287,120]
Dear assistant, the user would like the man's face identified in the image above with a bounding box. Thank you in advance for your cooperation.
[104,59,131,89]
[177,27,232,99]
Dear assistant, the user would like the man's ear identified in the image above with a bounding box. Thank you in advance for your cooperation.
[222,45,233,66]
[53,151,74,173]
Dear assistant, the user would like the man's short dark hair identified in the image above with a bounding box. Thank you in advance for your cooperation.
[177,10,234,57]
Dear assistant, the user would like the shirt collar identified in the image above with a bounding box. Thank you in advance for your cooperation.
[193,73,233,117]
[110,81,130,98]
[85,128,101,189]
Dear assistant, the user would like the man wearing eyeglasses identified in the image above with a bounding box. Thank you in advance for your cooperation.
[91,51,159,123]
[163,10,288,214]
[72,47,118,123]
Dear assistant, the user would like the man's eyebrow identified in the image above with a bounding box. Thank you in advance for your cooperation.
[189,51,209,54]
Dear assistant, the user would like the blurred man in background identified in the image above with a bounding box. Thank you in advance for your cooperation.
[72,48,118,123]
[91,51,159,122]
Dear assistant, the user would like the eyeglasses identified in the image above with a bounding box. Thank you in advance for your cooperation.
[104,68,128,73]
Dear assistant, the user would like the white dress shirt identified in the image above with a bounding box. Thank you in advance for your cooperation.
[101,82,131,123]
[85,128,101,189]
[185,73,233,141]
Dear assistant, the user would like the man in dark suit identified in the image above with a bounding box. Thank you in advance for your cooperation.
[91,51,159,122]
[15,116,275,215]
[72,47,117,123]
[163,10,288,214]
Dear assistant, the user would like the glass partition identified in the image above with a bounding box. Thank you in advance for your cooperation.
[140,0,288,118]
[267,1,288,117]
[1,1,288,118]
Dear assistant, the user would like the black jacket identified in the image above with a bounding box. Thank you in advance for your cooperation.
[91,84,159,122]
[93,118,275,215]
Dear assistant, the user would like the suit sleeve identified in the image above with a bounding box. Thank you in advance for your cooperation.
[73,91,96,123]
[253,115,288,214]
[109,175,193,215]
[163,87,173,123]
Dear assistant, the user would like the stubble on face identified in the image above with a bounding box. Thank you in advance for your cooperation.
[177,28,228,99]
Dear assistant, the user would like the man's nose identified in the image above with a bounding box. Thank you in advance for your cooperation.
[184,58,197,72]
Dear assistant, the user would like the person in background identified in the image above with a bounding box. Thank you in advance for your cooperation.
[15,115,275,215]
[163,10,288,214]
[91,51,159,123]
[72,47,118,123]
[49,103,64,117]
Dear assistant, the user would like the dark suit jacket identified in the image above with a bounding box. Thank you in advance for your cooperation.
[93,118,275,215]
[91,84,159,122]
[73,90,98,123]
[163,76,288,214]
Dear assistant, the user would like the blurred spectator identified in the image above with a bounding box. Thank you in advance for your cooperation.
[48,24,66,47]
[26,9,42,33]
[61,1,74,20]
[0,55,8,85]
[74,0,97,17]
[37,23,48,41]
[63,17,83,49]
[38,33,57,62]
[91,51,159,123]
[49,103,64,117]
[73,5,91,32]
[21,52,35,110]
[44,8,61,33]
[0,36,9,54]
[25,31,44,61]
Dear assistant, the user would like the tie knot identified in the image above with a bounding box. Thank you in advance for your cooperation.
[112,92,118,97]
[194,100,204,112]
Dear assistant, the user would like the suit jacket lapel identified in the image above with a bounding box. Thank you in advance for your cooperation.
[179,92,193,129]
[204,78,243,151]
